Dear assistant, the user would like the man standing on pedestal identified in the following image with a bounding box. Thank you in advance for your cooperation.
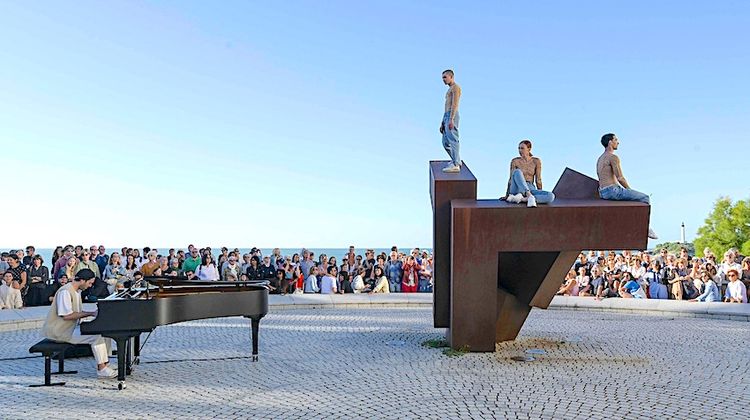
[440,69,462,173]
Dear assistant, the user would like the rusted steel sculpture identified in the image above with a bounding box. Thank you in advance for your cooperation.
[429,161,650,351]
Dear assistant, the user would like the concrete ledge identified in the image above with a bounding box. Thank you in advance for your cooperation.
[548,296,750,321]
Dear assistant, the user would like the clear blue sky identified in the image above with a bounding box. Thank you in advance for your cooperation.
[1,1,748,248]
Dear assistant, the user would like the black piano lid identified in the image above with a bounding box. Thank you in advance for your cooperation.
[144,276,269,288]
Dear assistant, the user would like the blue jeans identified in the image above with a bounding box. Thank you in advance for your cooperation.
[599,185,649,204]
[508,169,555,204]
[441,111,460,166]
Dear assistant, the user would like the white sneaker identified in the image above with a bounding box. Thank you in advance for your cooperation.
[527,195,537,208]
[97,366,117,379]
[510,194,524,203]
[506,194,517,203]
[442,164,460,173]
[648,228,659,240]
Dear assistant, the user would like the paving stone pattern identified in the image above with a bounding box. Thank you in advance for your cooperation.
[1,308,748,419]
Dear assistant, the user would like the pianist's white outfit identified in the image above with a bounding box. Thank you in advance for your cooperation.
[42,283,111,366]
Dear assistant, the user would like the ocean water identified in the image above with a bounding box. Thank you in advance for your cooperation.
[26,247,432,268]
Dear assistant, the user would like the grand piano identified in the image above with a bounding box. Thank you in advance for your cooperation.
[80,276,269,389]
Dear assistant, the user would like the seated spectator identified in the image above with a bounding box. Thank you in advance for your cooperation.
[576,267,591,296]
[103,252,127,293]
[25,254,50,306]
[1,271,23,309]
[618,272,646,299]
[690,271,720,302]
[556,270,579,296]
[369,266,390,294]
[304,266,320,293]
[140,251,159,277]
[741,257,750,289]
[351,268,368,293]
[320,266,338,294]
[595,271,619,300]
[338,270,351,294]
[59,256,79,282]
[724,269,748,303]
[44,273,68,304]
[292,266,304,294]
[644,261,668,299]
[668,259,689,300]
[589,266,605,296]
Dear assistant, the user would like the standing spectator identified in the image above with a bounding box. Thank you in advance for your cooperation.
[724,269,748,303]
[23,246,35,267]
[6,254,28,297]
[246,257,262,281]
[25,255,50,306]
[363,250,377,285]
[53,246,74,281]
[401,255,420,293]
[50,246,64,269]
[182,248,202,274]
[259,256,277,280]
[300,250,315,284]
[93,245,108,276]
[195,254,219,280]
[75,250,101,279]
[384,251,403,293]
[1,272,23,309]
[419,256,433,292]
[668,259,689,300]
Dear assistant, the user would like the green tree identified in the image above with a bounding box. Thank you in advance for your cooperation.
[653,241,695,256]
[694,197,750,257]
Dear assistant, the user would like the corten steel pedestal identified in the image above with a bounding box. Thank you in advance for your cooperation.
[429,162,650,351]
[430,161,477,328]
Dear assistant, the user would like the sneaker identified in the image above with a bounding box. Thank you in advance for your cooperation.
[510,193,524,203]
[442,164,460,173]
[527,195,537,208]
[506,194,517,203]
[648,228,659,240]
[97,366,117,379]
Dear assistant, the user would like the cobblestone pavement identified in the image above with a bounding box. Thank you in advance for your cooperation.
[1,308,748,419]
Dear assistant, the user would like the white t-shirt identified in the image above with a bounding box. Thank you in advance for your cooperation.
[56,289,75,317]
[320,275,337,294]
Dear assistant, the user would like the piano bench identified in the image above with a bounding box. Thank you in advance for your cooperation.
[28,339,90,387]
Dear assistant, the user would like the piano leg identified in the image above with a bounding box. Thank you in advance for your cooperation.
[250,317,260,362]
[126,338,133,375]
[113,337,128,389]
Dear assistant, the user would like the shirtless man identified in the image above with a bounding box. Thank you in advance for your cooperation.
[597,133,658,239]
[440,69,462,173]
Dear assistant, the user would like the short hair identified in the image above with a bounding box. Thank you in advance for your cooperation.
[726,268,740,277]
[442,69,454,76]
[601,133,616,148]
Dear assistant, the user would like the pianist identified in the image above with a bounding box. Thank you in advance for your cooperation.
[42,269,117,379]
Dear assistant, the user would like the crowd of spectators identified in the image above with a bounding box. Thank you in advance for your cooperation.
[0,245,435,309]
[3,243,749,310]
[556,247,749,303]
